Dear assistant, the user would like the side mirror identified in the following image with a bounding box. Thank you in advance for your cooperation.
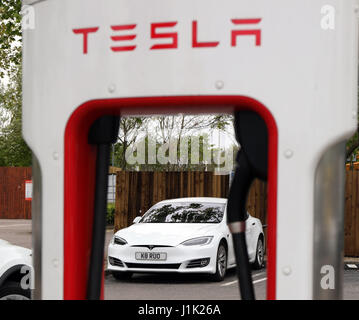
[133,216,142,224]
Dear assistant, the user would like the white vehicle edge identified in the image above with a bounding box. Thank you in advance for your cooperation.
[0,239,33,300]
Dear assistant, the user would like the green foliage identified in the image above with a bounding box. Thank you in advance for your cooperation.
[346,132,358,159]
[0,66,32,166]
[107,203,115,226]
[346,104,359,161]
[0,2,31,167]
[210,115,232,130]
[0,0,22,78]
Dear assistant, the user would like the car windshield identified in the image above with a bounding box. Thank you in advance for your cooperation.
[140,202,225,223]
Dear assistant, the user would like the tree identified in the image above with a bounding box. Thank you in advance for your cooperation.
[0,0,22,78]
[0,66,32,166]
[113,117,148,169]
[153,114,231,145]
[0,1,32,166]
[151,114,232,171]
[118,114,235,172]
[0,1,30,166]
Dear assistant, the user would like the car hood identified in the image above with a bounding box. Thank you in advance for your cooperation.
[115,223,220,246]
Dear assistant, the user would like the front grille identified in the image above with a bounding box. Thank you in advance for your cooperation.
[109,256,125,267]
[186,258,210,268]
[125,263,181,269]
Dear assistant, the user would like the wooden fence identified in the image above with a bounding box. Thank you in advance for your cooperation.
[1,166,358,256]
[0,167,32,219]
[344,169,359,256]
[247,179,267,226]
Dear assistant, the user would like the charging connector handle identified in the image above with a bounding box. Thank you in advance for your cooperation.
[227,152,256,300]
[87,115,120,300]
[227,111,268,300]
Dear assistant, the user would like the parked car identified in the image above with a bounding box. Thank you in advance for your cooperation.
[0,240,32,300]
[108,197,265,282]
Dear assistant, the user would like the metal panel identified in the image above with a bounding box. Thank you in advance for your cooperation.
[31,155,42,299]
[313,142,346,299]
[22,0,359,299]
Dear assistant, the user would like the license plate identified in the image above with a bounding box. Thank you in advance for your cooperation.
[135,252,167,261]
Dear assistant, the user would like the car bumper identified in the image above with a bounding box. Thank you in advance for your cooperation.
[107,242,218,274]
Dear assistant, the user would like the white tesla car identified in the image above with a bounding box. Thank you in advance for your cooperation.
[108,197,264,281]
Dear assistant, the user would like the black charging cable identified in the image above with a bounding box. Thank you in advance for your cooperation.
[227,111,268,300]
[227,152,256,299]
[87,115,120,300]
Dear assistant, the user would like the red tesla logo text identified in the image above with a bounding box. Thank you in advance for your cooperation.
[73,19,262,55]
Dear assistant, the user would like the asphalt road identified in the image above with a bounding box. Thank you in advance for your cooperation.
[0,219,33,249]
[1,220,359,300]
[105,269,359,300]
[105,268,267,300]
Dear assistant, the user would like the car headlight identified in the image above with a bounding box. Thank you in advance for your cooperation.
[111,236,128,245]
[180,236,213,246]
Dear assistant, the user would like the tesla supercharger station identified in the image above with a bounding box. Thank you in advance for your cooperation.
[22,0,359,300]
